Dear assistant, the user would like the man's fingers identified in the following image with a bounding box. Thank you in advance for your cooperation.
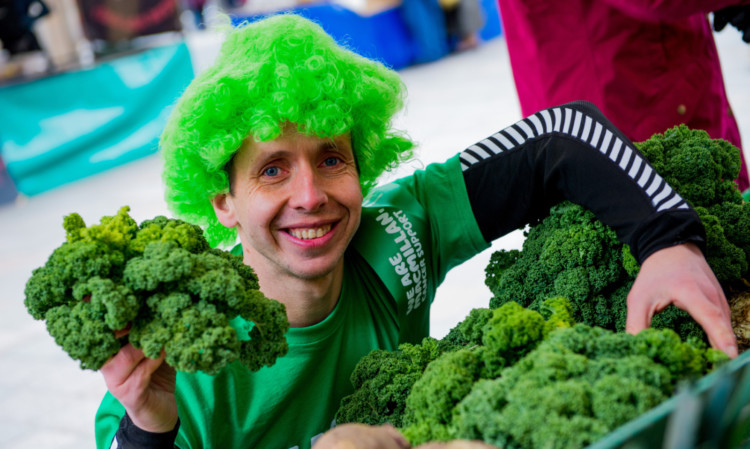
[629,289,738,358]
[695,318,737,358]
[101,343,145,377]
[625,293,652,336]
[113,324,132,339]
[101,344,168,390]
[627,299,738,358]
[313,423,411,449]
[380,424,410,449]
[678,294,738,358]
[626,281,738,358]
[668,271,738,359]
[628,243,739,358]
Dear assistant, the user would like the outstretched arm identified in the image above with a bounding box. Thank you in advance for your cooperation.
[460,100,737,357]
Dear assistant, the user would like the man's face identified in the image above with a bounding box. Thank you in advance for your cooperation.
[213,124,363,283]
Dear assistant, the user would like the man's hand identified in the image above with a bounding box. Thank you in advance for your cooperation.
[626,243,738,358]
[313,424,410,449]
[713,6,750,43]
[100,342,178,433]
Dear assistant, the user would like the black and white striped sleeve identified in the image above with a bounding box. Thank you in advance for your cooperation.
[460,100,705,263]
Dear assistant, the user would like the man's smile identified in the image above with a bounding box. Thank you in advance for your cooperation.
[287,223,334,240]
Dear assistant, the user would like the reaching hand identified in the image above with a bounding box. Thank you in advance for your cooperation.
[713,6,750,43]
[626,243,738,358]
[313,423,410,449]
[100,343,178,433]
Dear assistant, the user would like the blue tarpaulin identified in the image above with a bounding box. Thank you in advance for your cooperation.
[0,41,194,196]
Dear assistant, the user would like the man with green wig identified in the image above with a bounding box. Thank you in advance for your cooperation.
[94,13,738,449]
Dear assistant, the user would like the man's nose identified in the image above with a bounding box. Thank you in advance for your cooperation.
[289,165,328,211]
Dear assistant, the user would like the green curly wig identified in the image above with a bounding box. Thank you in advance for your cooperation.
[161,14,414,247]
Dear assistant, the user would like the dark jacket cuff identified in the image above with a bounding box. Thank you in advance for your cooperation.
[112,413,179,449]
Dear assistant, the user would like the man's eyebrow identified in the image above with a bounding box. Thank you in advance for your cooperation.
[258,149,294,161]
[319,140,340,151]
[320,138,353,154]
[256,136,349,159]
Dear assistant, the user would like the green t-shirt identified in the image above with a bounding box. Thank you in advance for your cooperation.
[95,155,488,449]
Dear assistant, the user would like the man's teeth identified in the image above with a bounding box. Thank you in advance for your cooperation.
[289,225,332,240]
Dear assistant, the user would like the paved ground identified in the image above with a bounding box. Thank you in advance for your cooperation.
[0,24,748,449]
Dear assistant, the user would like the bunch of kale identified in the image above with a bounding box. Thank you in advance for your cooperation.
[25,206,289,375]
[337,298,726,448]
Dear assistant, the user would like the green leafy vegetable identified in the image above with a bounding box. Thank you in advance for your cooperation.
[337,299,726,448]
[25,207,289,374]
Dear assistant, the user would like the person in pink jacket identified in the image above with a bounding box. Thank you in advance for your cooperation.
[496,0,750,195]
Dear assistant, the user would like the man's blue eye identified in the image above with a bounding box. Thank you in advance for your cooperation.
[264,167,279,176]
[324,157,340,166]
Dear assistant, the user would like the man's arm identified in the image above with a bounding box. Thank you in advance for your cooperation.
[460,100,737,357]
[462,101,699,261]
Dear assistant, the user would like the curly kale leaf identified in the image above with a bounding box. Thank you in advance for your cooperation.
[400,298,573,445]
[64,206,139,249]
[129,215,209,256]
[335,337,447,428]
[45,302,124,370]
[486,202,630,331]
[635,125,743,207]
[401,348,482,443]
[440,307,493,348]
[72,276,140,330]
[696,203,750,283]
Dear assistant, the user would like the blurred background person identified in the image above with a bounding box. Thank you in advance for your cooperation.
[400,0,484,64]
[0,0,49,55]
[440,0,484,51]
[0,153,18,205]
[495,0,750,197]
[181,0,208,30]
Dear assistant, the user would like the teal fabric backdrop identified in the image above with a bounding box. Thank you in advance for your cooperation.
[0,42,194,196]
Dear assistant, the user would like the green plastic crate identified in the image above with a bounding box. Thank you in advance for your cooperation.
[588,350,750,449]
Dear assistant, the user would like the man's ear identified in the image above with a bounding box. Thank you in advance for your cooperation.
[211,193,238,228]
